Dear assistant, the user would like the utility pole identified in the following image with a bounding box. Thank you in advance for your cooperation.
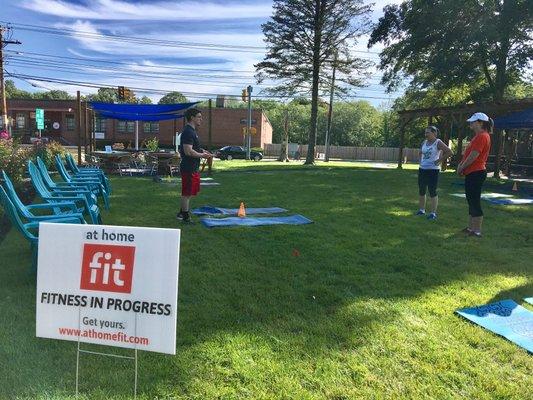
[246,85,253,160]
[325,52,337,162]
[208,98,213,175]
[0,26,21,134]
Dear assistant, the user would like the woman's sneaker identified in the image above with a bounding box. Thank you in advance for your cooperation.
[468,231,482,238]
[415,209,426,216]
[427,212,437,220]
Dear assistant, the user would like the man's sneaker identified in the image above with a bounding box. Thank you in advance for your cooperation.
[176,211,185,220]
[181,212,193,224]
[415,209,426,216]
[460,227,472,234]
[427,212,437,220]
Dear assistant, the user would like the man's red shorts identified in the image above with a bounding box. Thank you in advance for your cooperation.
[181,172,200,196]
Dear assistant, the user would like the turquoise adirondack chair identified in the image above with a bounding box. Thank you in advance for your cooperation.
[36,157,109,210]
[1,171,87,223]
[65,153,111,194]
[0,186,86,272]
[28,161,102,224]
[55,156,110,210]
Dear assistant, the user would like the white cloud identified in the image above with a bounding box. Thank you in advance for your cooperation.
[21,0,273,21]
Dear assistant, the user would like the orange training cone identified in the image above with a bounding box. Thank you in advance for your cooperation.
[238,202,246,218]
[512,182,518,191]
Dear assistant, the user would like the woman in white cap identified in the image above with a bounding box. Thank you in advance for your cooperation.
[457,112,493,237]
[416,126,453,220]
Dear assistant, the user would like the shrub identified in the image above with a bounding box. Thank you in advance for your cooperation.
[0,139,32,189]
[30,140,67,170]
[144,137,159,152]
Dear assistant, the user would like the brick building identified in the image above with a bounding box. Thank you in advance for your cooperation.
[3,99,273,149]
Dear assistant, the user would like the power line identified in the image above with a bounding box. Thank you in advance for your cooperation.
[4,49,258,74]
[6,58,391,94]
[5,51,385,84]
[6,72,399,101]
[1,21,381,58]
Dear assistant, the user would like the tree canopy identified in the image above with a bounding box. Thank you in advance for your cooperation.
[368,0,533,102]
[158,91,188,104]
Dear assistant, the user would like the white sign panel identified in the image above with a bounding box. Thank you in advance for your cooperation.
[95,132,105,139]
[36,223,180,355]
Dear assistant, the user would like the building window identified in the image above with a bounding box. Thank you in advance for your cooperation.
[117,120,135,133]
[0,117,3,129]
[143,122,159,134]
[66,114,76,131]
[95,117,106,132]
[16,113,26,129]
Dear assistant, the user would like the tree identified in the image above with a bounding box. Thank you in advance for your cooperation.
[368,0,533,102]
[33,90,74,100]
[158,91,188,104]
[5,80,33,99]
[86,87,141,103]
[137,96,153,104]
[256,0,372,164]
[86,88,120,103]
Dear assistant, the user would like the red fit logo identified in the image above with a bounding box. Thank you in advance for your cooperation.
[80,244,135,293]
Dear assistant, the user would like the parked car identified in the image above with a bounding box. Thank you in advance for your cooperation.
[214,146,263,161]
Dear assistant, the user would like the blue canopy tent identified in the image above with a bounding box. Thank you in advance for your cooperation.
[494,108,533,130]
[88,102,197,150]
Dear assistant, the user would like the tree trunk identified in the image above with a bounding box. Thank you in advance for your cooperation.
[305,0,324,165]
[278,109,290,162]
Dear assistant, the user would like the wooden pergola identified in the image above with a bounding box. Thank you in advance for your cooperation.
[396,98,533,177]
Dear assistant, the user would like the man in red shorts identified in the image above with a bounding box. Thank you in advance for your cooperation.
[177,108,212,223]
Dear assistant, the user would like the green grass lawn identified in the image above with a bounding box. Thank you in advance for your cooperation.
[0,161,531,399]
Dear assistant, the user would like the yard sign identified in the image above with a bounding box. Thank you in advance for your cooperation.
[36,223,180,355]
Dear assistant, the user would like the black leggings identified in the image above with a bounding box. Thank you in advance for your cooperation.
[465,170,487,217]
[418,169,439,197]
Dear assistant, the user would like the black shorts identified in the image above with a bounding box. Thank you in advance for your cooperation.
[465,170,487,217]
[418,168,439,197]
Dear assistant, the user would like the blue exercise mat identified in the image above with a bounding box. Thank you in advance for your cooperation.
[525,298,533,305]
[486,198,533,205]
[201,214,312,228]
[456,299,533,353]
[193,206,287,216]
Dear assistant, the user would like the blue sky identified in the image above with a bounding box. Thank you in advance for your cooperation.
[0,0,403,106]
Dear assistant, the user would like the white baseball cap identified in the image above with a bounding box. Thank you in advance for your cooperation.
[466,112,489,122]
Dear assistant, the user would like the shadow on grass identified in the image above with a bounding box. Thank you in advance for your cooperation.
[0,167,531,398]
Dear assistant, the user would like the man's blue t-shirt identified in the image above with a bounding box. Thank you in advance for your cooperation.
[179,124,201,172]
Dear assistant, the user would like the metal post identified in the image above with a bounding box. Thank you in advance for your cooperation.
[246,85,252,160]
[135,120,139,151]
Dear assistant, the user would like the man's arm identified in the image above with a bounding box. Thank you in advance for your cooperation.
[183,144,210,158]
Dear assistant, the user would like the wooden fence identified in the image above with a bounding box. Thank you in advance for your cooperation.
[264,144,420,163]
